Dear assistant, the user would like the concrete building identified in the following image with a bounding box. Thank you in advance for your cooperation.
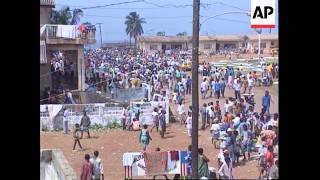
[138,34,278,54]
[40,0,96,98]
[102,41,130,49]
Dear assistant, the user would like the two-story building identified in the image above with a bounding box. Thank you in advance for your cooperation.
[40,0,96,98]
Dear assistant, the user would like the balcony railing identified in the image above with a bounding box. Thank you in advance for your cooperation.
[40,0,55,6]
[40,24,96,42]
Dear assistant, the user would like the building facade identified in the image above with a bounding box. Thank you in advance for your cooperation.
[138,34,278,54]
[40,0,96,98]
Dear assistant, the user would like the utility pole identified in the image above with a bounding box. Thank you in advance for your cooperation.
[191,0,200,179]
[96,23,103,48]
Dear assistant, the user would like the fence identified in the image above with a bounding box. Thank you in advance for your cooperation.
[40,103,123,131]
[40,101,169,131]
[40,24,96,40]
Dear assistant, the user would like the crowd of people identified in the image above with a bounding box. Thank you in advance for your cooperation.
[83,48,193,99]
[82,48,278,179]
[52,47,278,179]
[190,63,278,179]
[41,51,77,104]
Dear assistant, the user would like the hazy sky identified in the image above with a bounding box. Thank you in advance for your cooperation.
[54,0,278,42]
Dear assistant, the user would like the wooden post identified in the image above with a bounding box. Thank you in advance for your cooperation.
[191,0,200,179]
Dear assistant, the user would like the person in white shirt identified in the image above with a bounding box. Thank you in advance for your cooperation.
[208,106,215,127]
[206,102,213,126]
[67,91,76,104]
[224,99,230,114]
[201,78,208,99]
[54,60,60,71]
[186,112,192,137]
[210,122,220,149]
[90,151,104,180]
[151,108,159,132]
[233,80,241,100]
[218,149,233,179]
[177,102,186,124]
[199,64,204,74]
[63,107,69,134]
[211,80,216,98]
[248,76,254,94]
[59,59,64,72]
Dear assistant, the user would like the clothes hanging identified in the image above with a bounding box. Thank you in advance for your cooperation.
[170,150,179,161]
[144,151,168,175]
[167,152,176,171]
[122,153,134,166]
[56,25,77,39]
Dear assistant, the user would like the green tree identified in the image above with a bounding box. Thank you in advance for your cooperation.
[70,9,84,25]
[242,35,249,48]
[49,6,83,25]
[177,32,187,36]
[156,31,165,36]
[125,12,146,48]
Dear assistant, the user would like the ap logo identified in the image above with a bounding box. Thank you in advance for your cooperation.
[251,0,276,28]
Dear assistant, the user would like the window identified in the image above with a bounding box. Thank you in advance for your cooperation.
[150,44,158,50]
[204,43,212,49]
[261,42,267,48]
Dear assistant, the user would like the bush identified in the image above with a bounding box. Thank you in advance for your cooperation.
[106,118,122,129]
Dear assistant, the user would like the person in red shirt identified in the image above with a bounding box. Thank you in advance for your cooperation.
[265,145,274,173]
[80,154,93,180]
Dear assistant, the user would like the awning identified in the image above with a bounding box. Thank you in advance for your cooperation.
[40,40,47,64]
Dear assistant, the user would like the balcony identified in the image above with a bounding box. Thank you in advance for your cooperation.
[40,24,96,45]
[40,0,55,7]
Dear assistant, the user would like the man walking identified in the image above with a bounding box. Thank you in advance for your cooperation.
[201,78,208,99]
[262,90,273,115]
[159,110,166,138]
[90,151,104,180]
[200,103,207,130]
[220,78,226,98]
[214,79,221,99]
[80,111,91,139]
[233,79,241,100]
[80,154,93,180]
[186,76,192,94]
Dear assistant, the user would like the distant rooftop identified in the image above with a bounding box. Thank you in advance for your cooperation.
[138,34,278,43]
[40,0,55,7]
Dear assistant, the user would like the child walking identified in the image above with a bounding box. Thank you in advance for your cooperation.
[140,124,152,151]
[73,123,83,151]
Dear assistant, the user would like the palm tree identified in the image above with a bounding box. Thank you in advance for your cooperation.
[49,6,72,24]
[125,12,146,48]
[156,31,165,36]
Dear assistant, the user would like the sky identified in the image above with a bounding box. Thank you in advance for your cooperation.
[54,0,278,43]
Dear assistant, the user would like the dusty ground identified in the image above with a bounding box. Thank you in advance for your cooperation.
[40,85,277,179]
[40,55,278,179]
